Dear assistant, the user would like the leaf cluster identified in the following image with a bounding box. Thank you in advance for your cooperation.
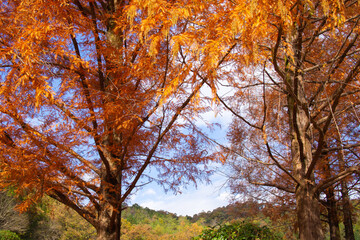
[0,230,21,240]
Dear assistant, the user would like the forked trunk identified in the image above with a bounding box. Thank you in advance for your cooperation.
[284,24,325,238]
[296,183,323,240]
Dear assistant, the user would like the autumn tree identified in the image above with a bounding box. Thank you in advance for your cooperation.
[116,0,360,238]
[0,1,229,239]
[188,0,360,239]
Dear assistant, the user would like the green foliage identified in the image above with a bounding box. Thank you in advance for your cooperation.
[123,204,179,234]
[190,201,266,226]
[121,205,203,239]
[193,221,282,240]
[0,230,21,240]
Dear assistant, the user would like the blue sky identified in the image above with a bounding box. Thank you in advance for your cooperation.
[130,165,231,216]
[131,86,234,216]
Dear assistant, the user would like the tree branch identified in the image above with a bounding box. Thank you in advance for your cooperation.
[307,54,360,178]
[316,166,360,193]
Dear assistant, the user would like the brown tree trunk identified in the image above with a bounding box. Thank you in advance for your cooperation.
[322,160,340,240]
[94,164,123,240]
[116,211,122,240]
[296,183,323,240]
[341,180,355,240]
[338,144,355,240]
[287,78,324,239]
[288,92,324,239]
[325,186,341,240]
[285,21,325,238]
[288,90,324,239]
[97,226,116,240]
[96,206,121,240]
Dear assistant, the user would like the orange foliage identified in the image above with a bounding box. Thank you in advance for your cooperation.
[0,1,230,239]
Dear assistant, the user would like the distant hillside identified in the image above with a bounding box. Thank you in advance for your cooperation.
[189,200,266,226]
[121,203,203,239]
[123,203,178,225]
[124,200,268,227]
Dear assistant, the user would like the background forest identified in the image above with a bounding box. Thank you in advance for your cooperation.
[1,190,360,239]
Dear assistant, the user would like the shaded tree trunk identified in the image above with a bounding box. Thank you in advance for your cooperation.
[341,180,354,240]
[325,186,341,240]
[287,59,324,239]
[96,219,116,240]
[338,144,355,240]
[287,84,325,239]
[296,183,323,240]
[322,160,340,240]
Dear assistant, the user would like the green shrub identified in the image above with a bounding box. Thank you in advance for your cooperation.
[193,221,282,240]
[0,230,21,240]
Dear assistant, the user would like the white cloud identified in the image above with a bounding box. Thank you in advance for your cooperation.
[217,192,231,202]
[143,188,156,196]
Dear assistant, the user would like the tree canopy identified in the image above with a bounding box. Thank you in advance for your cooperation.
[1,0,359,239]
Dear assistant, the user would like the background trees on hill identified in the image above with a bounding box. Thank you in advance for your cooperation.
[3,188,360,239]
[1,196,205,240]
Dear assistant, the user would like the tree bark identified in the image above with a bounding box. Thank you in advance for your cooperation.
[287,68,324,239]
[284,20,325,239]
[96,202,120,240]
[296,183,323,240]
[338,143,355,240]
[341,180,355,240]
[97,223,116,240]
[325,186,341,240]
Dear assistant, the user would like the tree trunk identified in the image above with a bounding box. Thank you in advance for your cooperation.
[325,186,341,240]
[284,21,325,239]
[288,88,324,239]
[288,90,324,239]
[296,183,324,240]
[96,207,121,240]
[97,228,116,240]
[338,143,355,240]
[288,78,324,239]
[322,160,340,240]
[341,180,355,240]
